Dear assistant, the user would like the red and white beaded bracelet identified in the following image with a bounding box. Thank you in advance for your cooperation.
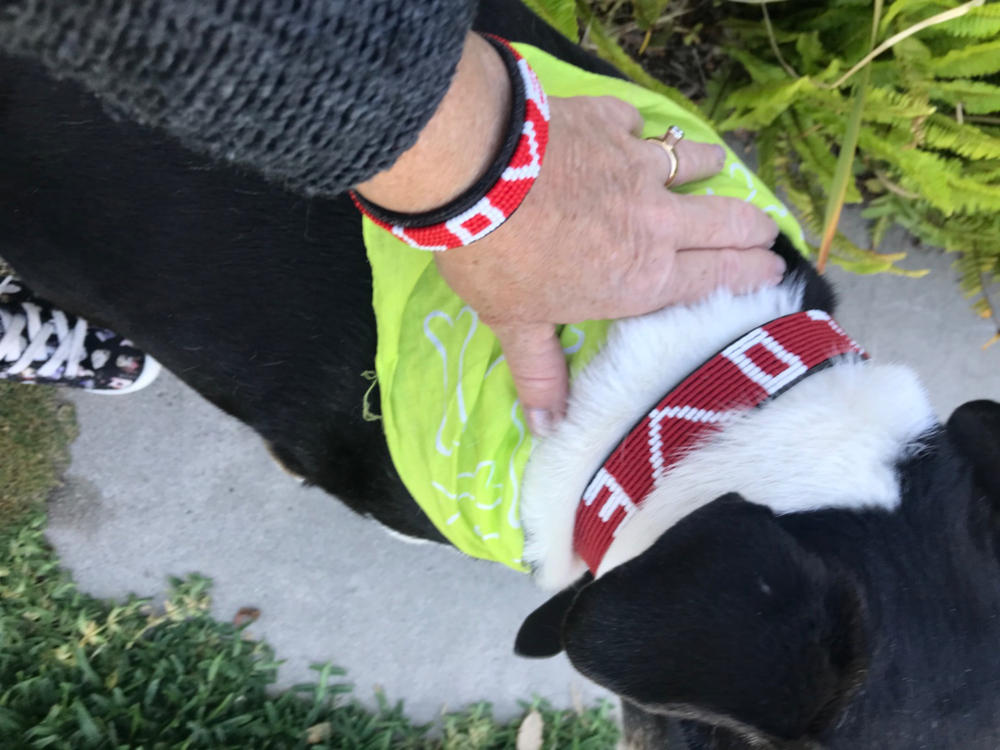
[350,35,550,251]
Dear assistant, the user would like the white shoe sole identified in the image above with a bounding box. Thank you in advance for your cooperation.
[89,355,162,396]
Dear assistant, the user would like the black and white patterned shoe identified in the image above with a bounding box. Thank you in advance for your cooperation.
[0,275,161,394]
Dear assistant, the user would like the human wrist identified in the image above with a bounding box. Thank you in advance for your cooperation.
[352,35,550,251]
[355,32,511,213]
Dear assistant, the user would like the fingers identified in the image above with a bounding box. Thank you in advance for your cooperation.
[489,321,569,437]
[643,138,727,187]
[659,247,787,306]
[659,194,780,251]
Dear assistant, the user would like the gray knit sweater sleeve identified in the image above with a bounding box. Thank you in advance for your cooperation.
[0,0,477,197]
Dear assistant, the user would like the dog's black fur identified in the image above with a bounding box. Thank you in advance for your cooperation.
[3,3,1000,746]
[519,415,1000,748]
[0,0,626,543]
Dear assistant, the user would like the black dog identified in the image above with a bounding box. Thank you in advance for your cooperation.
[3,4,1000,747]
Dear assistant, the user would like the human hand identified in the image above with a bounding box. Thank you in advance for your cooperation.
[434,94,783,435]
[355,34,782,436]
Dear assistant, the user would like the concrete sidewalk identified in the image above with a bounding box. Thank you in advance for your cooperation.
[45,231,1000,723]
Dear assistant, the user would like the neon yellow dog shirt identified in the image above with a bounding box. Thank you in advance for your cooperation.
[363,43,807,573]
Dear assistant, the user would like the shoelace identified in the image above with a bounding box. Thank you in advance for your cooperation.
[0,275,88,378]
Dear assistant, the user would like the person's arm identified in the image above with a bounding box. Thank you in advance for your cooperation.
[3,3,783,434]
[356,33,510,213]
[0,0,476,197]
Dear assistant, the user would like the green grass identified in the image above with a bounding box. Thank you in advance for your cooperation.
[0,384,619,748]
[0,382,76,524]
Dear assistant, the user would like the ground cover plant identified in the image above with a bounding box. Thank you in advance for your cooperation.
[0,382,75,525]
[0,386,619,747]
[525,0,1000,344]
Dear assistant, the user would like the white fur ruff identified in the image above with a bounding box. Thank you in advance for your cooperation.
[520,280,937,590]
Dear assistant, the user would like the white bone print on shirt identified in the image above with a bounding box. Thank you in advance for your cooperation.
[424,306,478,457]
[432,461,504,511]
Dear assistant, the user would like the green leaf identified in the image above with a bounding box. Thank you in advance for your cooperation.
[925,2,1000,38]
[817,71,871,269]
[795,31,827,72]
[865,132,1000,214]
[870,213,894,250]
[930,37,1000,77]
[720,76,815,129]
[725,46,789,83]
[74,646,102,687]
[923,113,1000,159]
[928,80,1000,115]
[519,0,580,41]
[879,0,951,34]
[799,84,936,125]
[860,85,937,120]
[785,111,864,203]
[72,700,102,744]
[634,0,672,30]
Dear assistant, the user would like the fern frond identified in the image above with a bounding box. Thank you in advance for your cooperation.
[929,37,1000,77]
[923,114,1000,159]
[892,37,934,106]
[808,4,875,34]
[965,159,1000,180]
[860,131,1000,214]
[803,85,936,123]
[928,80,1000,115]
[774,153,913,274]
[787,111,865,203]
[755,126,781,190]
[724,47,790,84]
[884,197,1000,250]
[720,77,816,129]
[864,86,938,119]
[954,247,1000,323]
[926,3,1000,38]
[891,32,935,62]
[879,0,951,33]
[771,157,824,258]
[861,127,962,174]
[805,4,875,61]
[655,0,1000,315]
[870,213,894,250]
[723,18,798,44]
[936,177,1000,214]
[788,135,839,197]
[520,0,580,41]
[794,31,828,73]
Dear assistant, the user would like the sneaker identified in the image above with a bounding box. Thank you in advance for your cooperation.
[0,275,161,394]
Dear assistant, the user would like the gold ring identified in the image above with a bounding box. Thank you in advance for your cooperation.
[645,125,684,188]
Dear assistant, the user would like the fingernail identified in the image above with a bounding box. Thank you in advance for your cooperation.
[772,255,787,277]
[526,409,556,437]
[713,145,726,169]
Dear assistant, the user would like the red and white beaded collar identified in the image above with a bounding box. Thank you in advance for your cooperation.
[573,309,867,573]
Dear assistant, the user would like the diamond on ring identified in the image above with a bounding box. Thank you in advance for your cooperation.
[662,125,684,148]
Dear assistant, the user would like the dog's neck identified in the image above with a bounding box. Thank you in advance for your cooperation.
[520,280,937,590]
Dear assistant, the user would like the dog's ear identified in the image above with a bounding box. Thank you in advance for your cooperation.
[514,573,593,658]
[947,400,1000,498]
[771,233,836,313]
[560,494,867,744]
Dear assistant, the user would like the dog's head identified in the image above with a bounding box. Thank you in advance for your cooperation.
[517,399,1000,748]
